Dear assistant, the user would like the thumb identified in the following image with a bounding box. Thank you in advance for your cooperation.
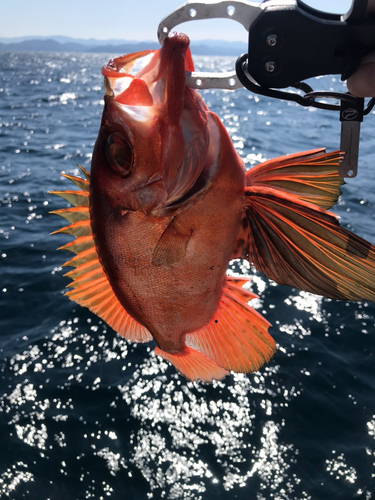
[347,53,375,97]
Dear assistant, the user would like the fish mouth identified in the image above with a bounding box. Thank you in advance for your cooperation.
[101,33,214,216]
[154,33,212,210]
[102,32,191,115]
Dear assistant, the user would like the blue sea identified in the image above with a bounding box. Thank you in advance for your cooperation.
[1,50,375,500]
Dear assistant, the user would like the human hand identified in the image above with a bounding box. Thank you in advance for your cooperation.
[346,0,375,97]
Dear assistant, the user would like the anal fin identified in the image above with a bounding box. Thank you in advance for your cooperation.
[158,276,275,382]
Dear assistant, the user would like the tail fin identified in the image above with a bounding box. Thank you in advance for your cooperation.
[244,185,375,301]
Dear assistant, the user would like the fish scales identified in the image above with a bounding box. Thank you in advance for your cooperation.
[52,32,375,382]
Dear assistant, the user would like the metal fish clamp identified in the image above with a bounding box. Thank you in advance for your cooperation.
[339,97,364,178]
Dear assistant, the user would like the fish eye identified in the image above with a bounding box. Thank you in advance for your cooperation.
[106,132,133,177]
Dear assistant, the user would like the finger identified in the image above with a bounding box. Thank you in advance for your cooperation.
[347,53,375,97]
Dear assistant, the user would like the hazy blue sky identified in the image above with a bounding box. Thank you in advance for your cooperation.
[1,0,352,41]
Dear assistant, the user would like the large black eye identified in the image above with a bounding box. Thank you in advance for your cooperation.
[106,132,133,177]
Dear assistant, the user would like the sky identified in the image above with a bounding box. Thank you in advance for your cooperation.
[0,0,352,42]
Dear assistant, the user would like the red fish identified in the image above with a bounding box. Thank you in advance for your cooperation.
[52,33,375,382]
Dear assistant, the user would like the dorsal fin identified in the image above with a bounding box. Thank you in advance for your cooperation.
[61,173,90,192]
[77,164,90,180]
[50,190,89,207]
[51,219,92,237]
[58,235,95,254]
[51,172,152,343]
[50,207,90,223]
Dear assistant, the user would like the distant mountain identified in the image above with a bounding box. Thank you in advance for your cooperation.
[86,42,161,54]
[0,39,87,52]
[0,36,246,56]
[192,43,247,56]
[0,35,143,46]
[86,42,245,56]
[189,39,247,50]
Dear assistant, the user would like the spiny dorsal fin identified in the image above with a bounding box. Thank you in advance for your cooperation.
[77,164,90,180]
[64,259,102,281]
[61,174,90,192]
[51,219,92,237]
[57,235,95,254]
[62,247,99,268]
[50,190,89,207]
[50,207,90,223]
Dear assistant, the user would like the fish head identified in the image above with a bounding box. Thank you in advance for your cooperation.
[91,33,214,217]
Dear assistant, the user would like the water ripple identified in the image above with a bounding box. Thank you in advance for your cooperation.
[1,51,375,499]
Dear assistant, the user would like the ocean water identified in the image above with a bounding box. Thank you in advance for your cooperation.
[0,51,375,500]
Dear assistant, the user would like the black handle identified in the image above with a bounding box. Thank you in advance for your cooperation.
[246,0,375,89]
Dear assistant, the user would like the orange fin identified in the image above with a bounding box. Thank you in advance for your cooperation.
[61,173,89,192]
[50,189,89,207]
[51,219,92,237]
[76,164,90,181]
[57,235,95,254]
[246,149,344,209]
[245,185,375,301]
[155,345,229,382]
[51,171,153,343]
[50,207,90,223]
[185,276,275,374]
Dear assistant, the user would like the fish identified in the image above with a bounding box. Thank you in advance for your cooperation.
[51,32,375,382]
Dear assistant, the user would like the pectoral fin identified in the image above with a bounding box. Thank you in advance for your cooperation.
[152,219,192,267]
